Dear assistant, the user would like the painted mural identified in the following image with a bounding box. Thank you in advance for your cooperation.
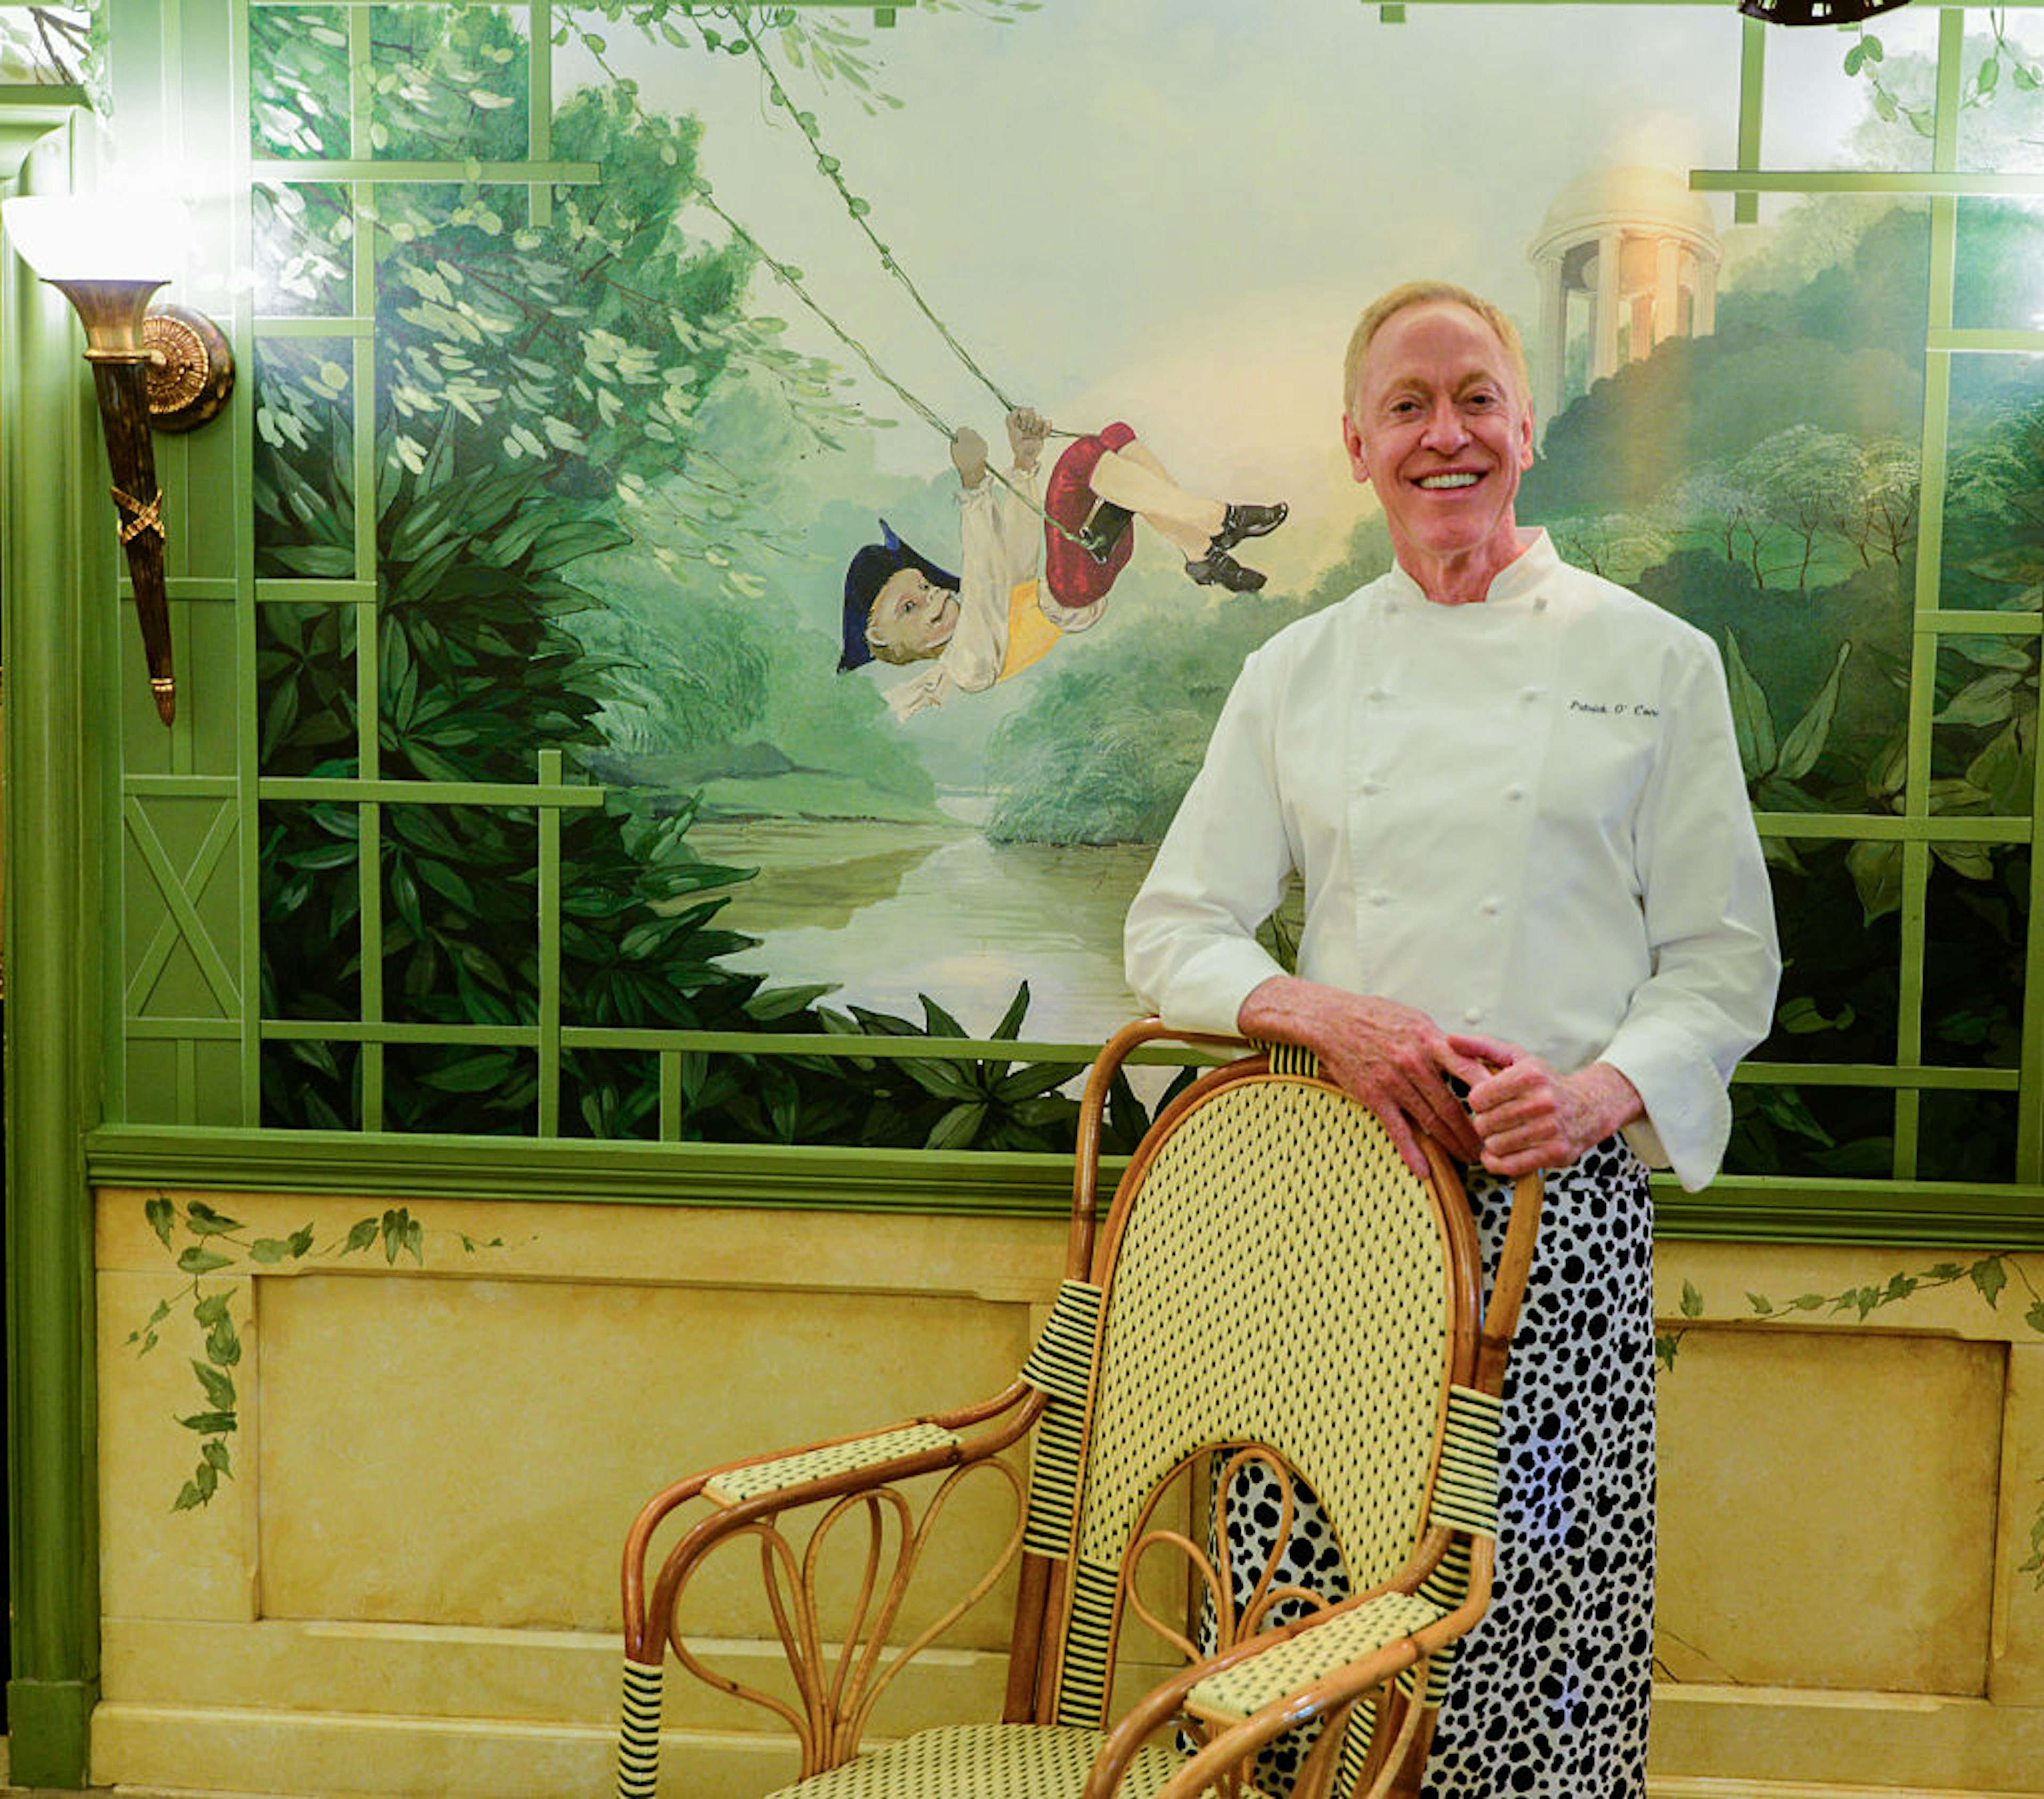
[245,2,2044,1173]
[0,5,89,85]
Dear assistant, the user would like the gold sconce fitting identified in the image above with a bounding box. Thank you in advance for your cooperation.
[4,198,236,727]
[145,302,235,432]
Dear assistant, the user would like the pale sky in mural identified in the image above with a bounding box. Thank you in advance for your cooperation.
[564,0,1908,571]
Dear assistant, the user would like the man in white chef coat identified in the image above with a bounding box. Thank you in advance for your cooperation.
[1124,279,1779,1194]
[1122,278,1781,1797]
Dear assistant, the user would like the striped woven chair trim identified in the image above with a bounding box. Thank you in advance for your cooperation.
[764,1722,1185,1798]
[1426,1385,1503,1539]
[1052,1555,1120,1729]
[703,1423,961,1507]
[1264,1041,1321,1079]
[1020,1280,1105,1402]
[1023,1389,1089,1559]
[1337,1696,1381,1797]
[1185,1591,1445,1724]
[1021,1282,1105,1559]
[614,1657,663,1799]
[1396,1537,1474,1704]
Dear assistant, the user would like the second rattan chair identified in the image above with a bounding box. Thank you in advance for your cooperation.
[614,1018,1545,1799]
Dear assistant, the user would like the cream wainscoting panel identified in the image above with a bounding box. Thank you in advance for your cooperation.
[1657,1326,2001,1693]
[1653,1243,2044,1797]
[94,1188,1066,1797]
[1991,1343,2044,1711]
[95,1198,2044,1798]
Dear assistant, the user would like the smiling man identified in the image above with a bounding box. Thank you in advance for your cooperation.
[1124,281,1779,1798]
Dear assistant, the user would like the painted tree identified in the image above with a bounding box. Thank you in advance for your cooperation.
[251,2,1083,1151]
[1731,425,1865,590]
[1843,438,1921,568]
[1543,513,1675,586]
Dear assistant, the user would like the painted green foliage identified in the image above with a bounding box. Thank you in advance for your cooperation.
[0,5,89,85]
[250,3,1139,1151]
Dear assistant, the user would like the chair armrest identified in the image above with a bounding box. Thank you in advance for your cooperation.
[1084,1544,1495,1799]
[1183,1589,1444,1724]
[703,1422,963,1507]
[622,1382,1040,1662]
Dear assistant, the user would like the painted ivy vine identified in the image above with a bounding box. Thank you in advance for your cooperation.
[1657,1251,2044,1589]
[1844,7,2043,133]
[128,1196,504,1512]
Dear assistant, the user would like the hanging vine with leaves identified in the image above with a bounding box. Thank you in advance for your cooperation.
[128,1196,507,1511]
[1845,6,2044,132]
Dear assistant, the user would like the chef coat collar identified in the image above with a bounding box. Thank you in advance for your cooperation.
[1382,527,1556,611]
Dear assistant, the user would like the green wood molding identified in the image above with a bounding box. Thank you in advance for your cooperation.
[1658,1176,2044,1248]
[82,1124,2044,1250]
[3,102,106,1790]
[1734,15,1764,227]
[85,1123,1106,1217]
[4,1680,96,1789]
[249,157,601,183]
[1692,170,2044,196]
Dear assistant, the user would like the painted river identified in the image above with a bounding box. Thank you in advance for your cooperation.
[687,805,1160,1043]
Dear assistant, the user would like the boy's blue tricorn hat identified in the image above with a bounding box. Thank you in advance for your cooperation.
[838,522,959,672]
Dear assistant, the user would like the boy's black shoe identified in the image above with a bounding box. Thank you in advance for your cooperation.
[1184,550,1266,593]
[1208,500,1288,555]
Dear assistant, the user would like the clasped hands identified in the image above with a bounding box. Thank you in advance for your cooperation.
[1237,977,1641,1180]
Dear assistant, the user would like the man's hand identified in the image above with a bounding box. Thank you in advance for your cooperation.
[1239,976,1489,1176]
[1449,1036,1643,1176]
[1007,406,1050,472]
[951,426,988,488]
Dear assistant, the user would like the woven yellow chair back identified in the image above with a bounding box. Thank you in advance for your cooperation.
[1051,1058,1472,1728]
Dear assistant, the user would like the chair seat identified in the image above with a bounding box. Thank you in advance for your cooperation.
[769,1723,1189,1799]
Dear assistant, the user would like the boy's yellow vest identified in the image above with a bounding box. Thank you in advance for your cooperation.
[998,578,1060,684]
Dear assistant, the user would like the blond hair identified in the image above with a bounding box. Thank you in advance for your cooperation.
[1342,280,1531,417]
[864,623,929,667]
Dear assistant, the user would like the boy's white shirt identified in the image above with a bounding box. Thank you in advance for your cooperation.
[885,464,1043,721]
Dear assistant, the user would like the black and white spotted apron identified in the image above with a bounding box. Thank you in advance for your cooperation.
[1212,1137,1655,1799]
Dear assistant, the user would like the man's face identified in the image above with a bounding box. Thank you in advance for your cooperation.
[867,567,959,662]
[1342,300,1534,572]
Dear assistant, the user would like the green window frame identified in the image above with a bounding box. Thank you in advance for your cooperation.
[75,0,2044,1246]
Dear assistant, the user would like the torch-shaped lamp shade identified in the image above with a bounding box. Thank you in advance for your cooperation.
[3,193,225,726]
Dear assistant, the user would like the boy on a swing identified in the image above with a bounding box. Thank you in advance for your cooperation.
[837,407,1287,720]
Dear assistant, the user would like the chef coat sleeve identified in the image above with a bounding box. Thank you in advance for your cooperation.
[1600,635,1781,1191]
[1124,646,1298,1035]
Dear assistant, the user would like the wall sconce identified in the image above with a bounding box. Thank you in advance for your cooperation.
[2,193,235,726]
[1737,0,1909,22]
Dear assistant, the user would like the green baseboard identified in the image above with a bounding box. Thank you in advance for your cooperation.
[6,1677,97,1788]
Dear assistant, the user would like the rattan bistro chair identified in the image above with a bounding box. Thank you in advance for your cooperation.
[614,1020,1545,1799]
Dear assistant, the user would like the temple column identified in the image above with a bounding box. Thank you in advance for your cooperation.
[1592,229,1622,383]
[1653,236,1683,351]
[1533,252,1565,429]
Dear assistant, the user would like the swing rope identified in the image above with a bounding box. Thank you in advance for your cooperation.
[694,190,1089,545]
[733,11,1053,432]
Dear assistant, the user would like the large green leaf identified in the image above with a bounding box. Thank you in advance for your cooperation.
[1721,630,1777,779]
[1775,641,1852,783]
